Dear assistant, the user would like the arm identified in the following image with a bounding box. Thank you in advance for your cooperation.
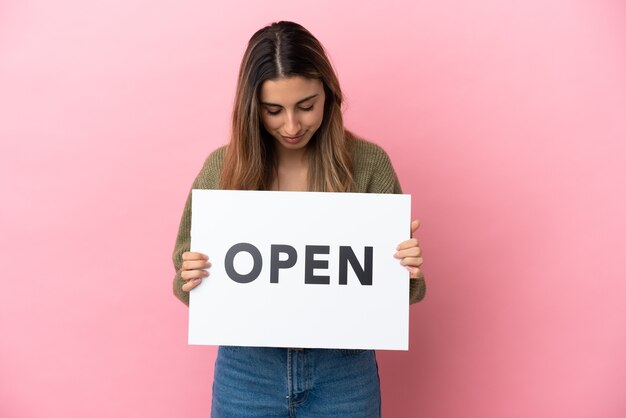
[171,191,194,305]
[360,141,426,304]
[171,146,226,306]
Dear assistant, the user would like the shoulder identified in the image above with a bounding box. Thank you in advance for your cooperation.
[204,145,227,166]
[192,145,227,189]
[350,135,392,164]
[350,135,402,193]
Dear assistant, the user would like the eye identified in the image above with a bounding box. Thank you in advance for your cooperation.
[266,109,281,116]
[299,105,314,112]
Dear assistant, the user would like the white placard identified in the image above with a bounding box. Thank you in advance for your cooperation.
[189,190,411,350]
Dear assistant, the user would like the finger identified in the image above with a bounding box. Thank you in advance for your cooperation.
[411,219,421,235]
[394,246,421,259]
[182,278,202,292]
[181,269,209,281]
[408,267,424,279]
[400,257,424,267]
[182,260,211,271]
[182,252,209,261]
[396,238,418,251]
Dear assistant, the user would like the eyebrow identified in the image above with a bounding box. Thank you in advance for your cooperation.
[260,94,319,108]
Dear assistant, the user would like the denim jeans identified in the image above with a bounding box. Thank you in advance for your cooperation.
[211,346,381,417]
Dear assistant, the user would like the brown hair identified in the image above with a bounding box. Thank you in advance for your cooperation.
[219,21,354,192]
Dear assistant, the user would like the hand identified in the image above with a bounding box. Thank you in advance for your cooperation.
[180,252,211,292]
[394,219,424,280]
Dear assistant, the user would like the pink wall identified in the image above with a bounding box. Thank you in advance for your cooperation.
[1,1,625,417]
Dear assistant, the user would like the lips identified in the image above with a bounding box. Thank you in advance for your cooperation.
[281,134,305,145]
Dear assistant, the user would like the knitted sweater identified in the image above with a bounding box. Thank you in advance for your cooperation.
[172,137,426,306]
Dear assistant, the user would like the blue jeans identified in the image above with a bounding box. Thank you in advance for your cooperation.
[211,346,381,417]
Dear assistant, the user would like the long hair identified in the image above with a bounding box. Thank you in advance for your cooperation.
[219,21,354,192]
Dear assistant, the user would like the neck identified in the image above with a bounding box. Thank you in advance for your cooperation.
[275,145,309,170]
[273,145,310,191]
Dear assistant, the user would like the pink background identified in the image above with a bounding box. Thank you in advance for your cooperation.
[1,1,625,417]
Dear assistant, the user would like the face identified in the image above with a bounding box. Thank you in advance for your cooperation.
[259,76,326,152]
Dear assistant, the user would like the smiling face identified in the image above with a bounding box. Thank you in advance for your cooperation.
[259,76,326,153]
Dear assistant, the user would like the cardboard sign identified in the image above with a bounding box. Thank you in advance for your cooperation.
[189,190,411,350]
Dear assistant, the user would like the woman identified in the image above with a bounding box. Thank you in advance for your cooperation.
[173,21,426,417]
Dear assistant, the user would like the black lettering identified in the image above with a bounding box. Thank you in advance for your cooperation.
[224,243,262,283]
[304,245,330,285]
[339,246,373,285]
[270,244,298,283]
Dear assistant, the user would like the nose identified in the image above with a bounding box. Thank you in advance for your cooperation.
[283,111,301,136]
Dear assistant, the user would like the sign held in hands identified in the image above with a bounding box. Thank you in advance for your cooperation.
[189,190,411,350]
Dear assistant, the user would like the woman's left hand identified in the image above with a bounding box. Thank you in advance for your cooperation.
[394,219,424,280]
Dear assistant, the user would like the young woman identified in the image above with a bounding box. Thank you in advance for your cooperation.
[172,21,426,417]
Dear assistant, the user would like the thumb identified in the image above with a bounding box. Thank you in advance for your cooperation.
[411,219,421,235]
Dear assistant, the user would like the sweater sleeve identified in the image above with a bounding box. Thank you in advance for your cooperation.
[359,141,426,305]
[172,147,226,306]
[172,190,193,306]
[390,167,426,305]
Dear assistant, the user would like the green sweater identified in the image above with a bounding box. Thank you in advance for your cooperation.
[172,137,426,305]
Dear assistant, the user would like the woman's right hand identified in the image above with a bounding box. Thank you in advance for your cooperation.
[180,252,211,292]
